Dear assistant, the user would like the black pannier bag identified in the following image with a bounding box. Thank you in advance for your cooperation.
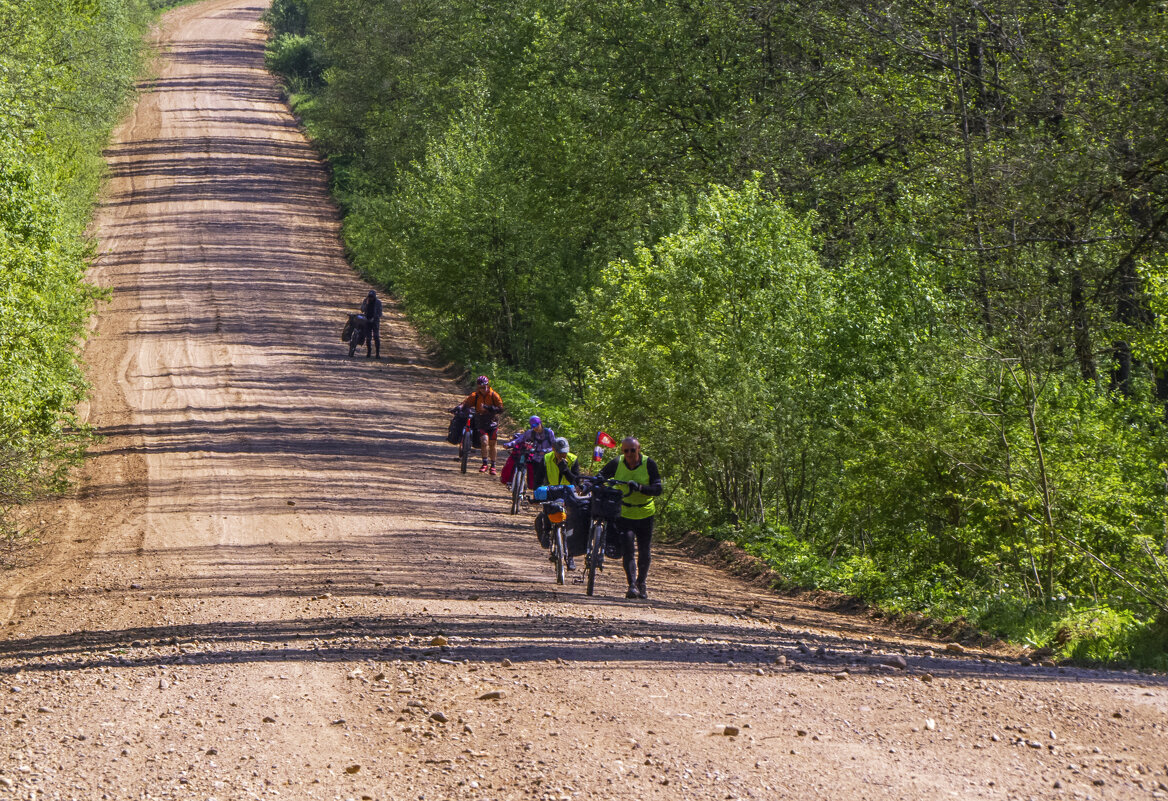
[447,407,469,445]
[591,485,624,519]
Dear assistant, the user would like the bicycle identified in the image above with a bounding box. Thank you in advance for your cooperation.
[454,408,476,474]
[533,483,575,585]
[577,476,629,596]
[508,441,534,514]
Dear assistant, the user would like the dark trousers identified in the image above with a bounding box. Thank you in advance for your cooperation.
[616,515,654,587]
[366,319,380,355]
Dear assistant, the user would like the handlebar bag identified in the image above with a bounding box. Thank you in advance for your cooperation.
[591,486,624,519]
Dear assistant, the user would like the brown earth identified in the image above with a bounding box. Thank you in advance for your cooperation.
[1,2,1167,799]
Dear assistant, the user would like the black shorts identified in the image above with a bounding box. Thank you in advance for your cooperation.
[476,421,499,441]
[615,515,654,538]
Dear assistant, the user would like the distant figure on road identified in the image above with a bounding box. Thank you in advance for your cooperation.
[360,290,382,358]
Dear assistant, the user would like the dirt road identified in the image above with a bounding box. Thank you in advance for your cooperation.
[1,2,1166,799]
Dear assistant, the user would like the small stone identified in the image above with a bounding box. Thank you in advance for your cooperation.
[478,690,504,701]
[1112,711,1123,719]
[881,654,907,670]
[262,716,276,724]
[463,723,473,734]
[430,635,448,647]
[502,658,512,667]
[920,673,934,683]
[755,668,764,676]
[36,706,50,714]
[345,765,361,775]
[131,640,145,648]
[833,672,848,681]
[1050,730,1056,739]
[1053,780,1062,789]
[0,777,10,788]
[158,679,169,690]
[205,748,217,756]
[945,642,965,654]
[774,655,787,666]
[925,718,936,731]
[130,583,142,590]
[991,734,1001,742]
[722,726,739,736]
[331,718,346,725]
[430,712,448,723]
[1093,779,1105,786]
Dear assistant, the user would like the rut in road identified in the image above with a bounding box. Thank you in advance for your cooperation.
[0,2,1166,800]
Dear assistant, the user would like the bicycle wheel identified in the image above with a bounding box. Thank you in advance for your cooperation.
[459,429,471,473]
[510,464,523,514]
[585,520,604,596]
[553,525,566,585]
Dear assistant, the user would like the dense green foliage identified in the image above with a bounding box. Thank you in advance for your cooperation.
[268,0,1168,665]
[0,0,166,532]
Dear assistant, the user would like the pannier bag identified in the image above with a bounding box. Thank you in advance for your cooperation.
[534,514,550,548]
[447,408,469,445]
[352,314,368,347]
[542,501,567,524]
[341,316,354,342]
[533,484,573,502]
[591,485,624,519]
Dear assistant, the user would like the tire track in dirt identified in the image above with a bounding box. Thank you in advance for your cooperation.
[0,2,1166,799]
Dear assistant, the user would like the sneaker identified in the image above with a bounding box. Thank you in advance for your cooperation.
[635,580,648,600]
[489,465,497,476]
[625,587,639,599]
[479,463,489,473]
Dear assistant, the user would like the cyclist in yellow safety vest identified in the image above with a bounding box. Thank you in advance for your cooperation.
[544,437,579,486]
[541,438,582,569]
[597,436,663,600]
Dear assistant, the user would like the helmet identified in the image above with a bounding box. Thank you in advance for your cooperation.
[476,375,489,386]
[554,437,570,454]
[529,415,541,428]
[367,290,376,297]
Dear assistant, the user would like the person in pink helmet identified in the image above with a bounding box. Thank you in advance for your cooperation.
[459,376,504,474]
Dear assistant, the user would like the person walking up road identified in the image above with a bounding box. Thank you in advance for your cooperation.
[360,290,382,358]
[598,437,662,599]
[459,375,504,474]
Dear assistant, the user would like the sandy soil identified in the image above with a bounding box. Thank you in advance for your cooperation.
[1,2,1166,799]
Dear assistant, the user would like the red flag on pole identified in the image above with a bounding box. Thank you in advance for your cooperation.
[594,431,617,461]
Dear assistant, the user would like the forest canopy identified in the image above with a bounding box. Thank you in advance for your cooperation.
[270,0,1167,664]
